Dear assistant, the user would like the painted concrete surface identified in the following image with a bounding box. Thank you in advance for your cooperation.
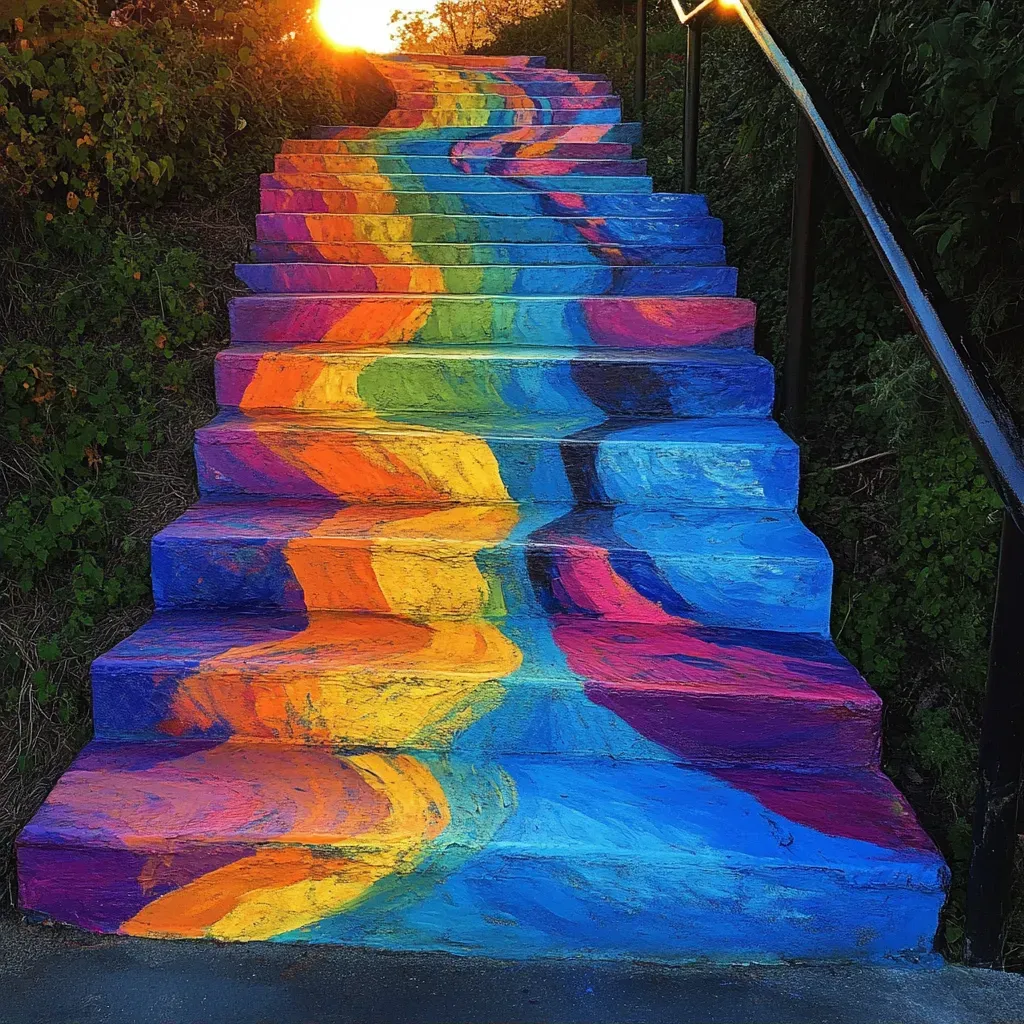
[16,53,949,960]
[2,919,1023,1024]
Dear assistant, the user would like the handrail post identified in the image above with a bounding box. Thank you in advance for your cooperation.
[566,0,575,71]
[782,113,819,434]
[683,19,703,193]
[966,509,1024,967]
[635,0,648,114]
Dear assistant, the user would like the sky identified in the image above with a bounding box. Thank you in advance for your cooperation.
[315,0,437,52]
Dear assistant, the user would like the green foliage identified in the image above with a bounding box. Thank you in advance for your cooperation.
[0,1,378,904]
[485,0,1023,964]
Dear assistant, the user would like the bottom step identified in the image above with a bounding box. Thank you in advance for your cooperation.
[19,740,946,961]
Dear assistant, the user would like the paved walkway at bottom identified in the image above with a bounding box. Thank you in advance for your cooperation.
[3,918,1023,1024]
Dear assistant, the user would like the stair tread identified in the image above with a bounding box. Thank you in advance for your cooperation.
[260,174,656,194]
[20,739,941,873]
[249,243,725,266]
[219,342,761,363]
[156,498,821,556]
[198,408,792,444]
[95,609,874,703]
[233,263,738,297]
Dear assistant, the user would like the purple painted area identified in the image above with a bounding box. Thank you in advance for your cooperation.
[196,427,336,500]
[17,842,250,933]
[586,684,881,768]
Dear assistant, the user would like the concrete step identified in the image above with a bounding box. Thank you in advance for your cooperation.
[384,53,549,69]
[394,94,621,111]
[381,80,615,97]
[253,213,719,246]
[273,154,646,176]
[279,139,633,157]
[228,294,755,349]
[249,241,725,267]
[151,500,831,633]
[194,411,799,510]
[17,740,945,954]
[258,189,703,217]
[378,109,623,128]
[260,172,654,194]
[233,262,737,296]
[215,344,773,419]
[312,123,642,143]
[91,610,881,768]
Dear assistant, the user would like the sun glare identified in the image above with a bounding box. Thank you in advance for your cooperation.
[315,0,411,52]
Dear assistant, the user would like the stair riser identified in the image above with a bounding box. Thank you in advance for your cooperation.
[258,189,704,217]
[312,123,642,143]
[234,263,738,297]
[274,155,644,176]
[254,214,719,246]
[261,172,654,194]
[280,140,632,157]
[151,536,831,633]
[249,241,724,266]
[228,296,756,350]
[217,349,773,418]
[380,109,623,127]
[91,663,880,768]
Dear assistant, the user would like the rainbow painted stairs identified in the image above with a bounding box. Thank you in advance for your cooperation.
[17,53,949,963]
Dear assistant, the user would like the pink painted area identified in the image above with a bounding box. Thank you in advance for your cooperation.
[582,297,756,348]
[715,768,942,854]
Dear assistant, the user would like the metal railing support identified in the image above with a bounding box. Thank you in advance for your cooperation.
[567,0,575,71]
[635,0,648,113]
[683,19,703,192]
[782,113,820,434]
[966,510,1024,967]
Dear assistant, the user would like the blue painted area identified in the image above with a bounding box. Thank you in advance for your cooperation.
[284,756,946,963]
[313,123,645,144]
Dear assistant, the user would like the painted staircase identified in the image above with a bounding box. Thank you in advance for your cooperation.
[17,53,948,962]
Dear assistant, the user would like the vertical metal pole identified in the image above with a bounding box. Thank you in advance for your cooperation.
[634,0,647,114]
[966,509,1024,967]
[683,21,702,193]
[567,0,575,71]
[782,113,819,434]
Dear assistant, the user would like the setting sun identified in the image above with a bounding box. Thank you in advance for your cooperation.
[315,0,426,52]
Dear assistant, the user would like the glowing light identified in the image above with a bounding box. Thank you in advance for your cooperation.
[315,0,406,52]
[719,0,743,9]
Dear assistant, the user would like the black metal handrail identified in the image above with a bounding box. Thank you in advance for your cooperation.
[566,0,1024,970]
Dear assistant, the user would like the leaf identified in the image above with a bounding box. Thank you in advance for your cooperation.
[860,71,892,117]
[930,134,950,170]
[937,223,959,254]
[890,112,910,137]
[970,97,996,149]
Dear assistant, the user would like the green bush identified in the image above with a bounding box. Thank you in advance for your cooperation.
[0,1,381,904]
[485,0,1023,963]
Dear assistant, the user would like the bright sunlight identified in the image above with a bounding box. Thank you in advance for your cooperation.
[315,0,429,52]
